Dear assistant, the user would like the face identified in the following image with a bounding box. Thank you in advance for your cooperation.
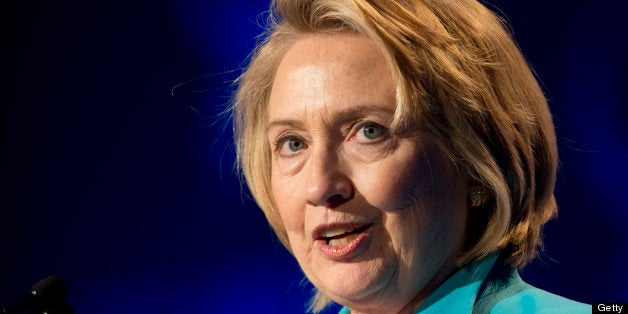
[267,33,469,313]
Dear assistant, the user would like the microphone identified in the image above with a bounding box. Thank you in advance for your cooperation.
[1,276,74,314]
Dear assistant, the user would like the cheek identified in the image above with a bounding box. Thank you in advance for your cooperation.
[354,146,427,211]
[271,171,304,235]
[271,173,314,268]
[356,139,467,242]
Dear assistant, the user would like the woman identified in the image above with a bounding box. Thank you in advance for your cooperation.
[233,0,590,313]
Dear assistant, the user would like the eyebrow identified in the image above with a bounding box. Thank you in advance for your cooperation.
[266,104,394,133]
[266,119,305,133]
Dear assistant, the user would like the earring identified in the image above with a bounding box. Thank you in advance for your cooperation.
[469,185,487,208]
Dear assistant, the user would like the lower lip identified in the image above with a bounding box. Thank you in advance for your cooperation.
[315,229,371,260]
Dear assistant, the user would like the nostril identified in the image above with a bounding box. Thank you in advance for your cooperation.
[326,191,353,208]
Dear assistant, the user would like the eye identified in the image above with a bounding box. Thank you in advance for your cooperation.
[362,124,383,139]
[285,138,305,152]
[274,135,307,155]
[356,122,388,142]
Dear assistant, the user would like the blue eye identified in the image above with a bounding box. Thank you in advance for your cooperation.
[287,138,305,152]
[362,124,383,139]
[274,135,307,156]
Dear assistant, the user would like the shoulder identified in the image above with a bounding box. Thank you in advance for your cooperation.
[485,285,591,314]
[474,260,590,314]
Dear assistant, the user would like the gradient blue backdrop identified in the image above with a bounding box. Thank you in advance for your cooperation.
[1,0,627,312]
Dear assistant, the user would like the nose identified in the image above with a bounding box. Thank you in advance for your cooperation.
[306,146,353,208]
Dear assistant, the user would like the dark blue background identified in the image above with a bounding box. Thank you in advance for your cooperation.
[1,0,626,312]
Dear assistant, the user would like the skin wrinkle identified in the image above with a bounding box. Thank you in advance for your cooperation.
[423,145,436,208]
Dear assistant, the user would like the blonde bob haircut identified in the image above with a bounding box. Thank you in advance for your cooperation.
[233,0,558,311]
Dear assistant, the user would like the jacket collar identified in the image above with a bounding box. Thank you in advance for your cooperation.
[415,252,499,313]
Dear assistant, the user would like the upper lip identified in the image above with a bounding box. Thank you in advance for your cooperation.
[312,222,374,241]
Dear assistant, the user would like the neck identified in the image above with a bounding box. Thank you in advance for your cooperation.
[348,259,460,314]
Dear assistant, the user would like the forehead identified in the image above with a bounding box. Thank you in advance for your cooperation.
[276,32,384,73]
[268,33,395,122]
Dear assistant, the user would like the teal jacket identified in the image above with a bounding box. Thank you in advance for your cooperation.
[339,253,590,313]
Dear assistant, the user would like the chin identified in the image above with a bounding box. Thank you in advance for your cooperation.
[309,248,394,304]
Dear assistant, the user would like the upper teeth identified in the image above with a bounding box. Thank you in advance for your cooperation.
[320,226,359,238]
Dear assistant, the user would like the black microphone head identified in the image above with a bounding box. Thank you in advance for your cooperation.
[31,276,68,307]
[2,276,70,314]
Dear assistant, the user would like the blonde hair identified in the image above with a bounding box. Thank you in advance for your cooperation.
[233,0,558,311]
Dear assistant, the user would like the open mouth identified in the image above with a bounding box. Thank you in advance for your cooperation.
[319,223,373,246]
